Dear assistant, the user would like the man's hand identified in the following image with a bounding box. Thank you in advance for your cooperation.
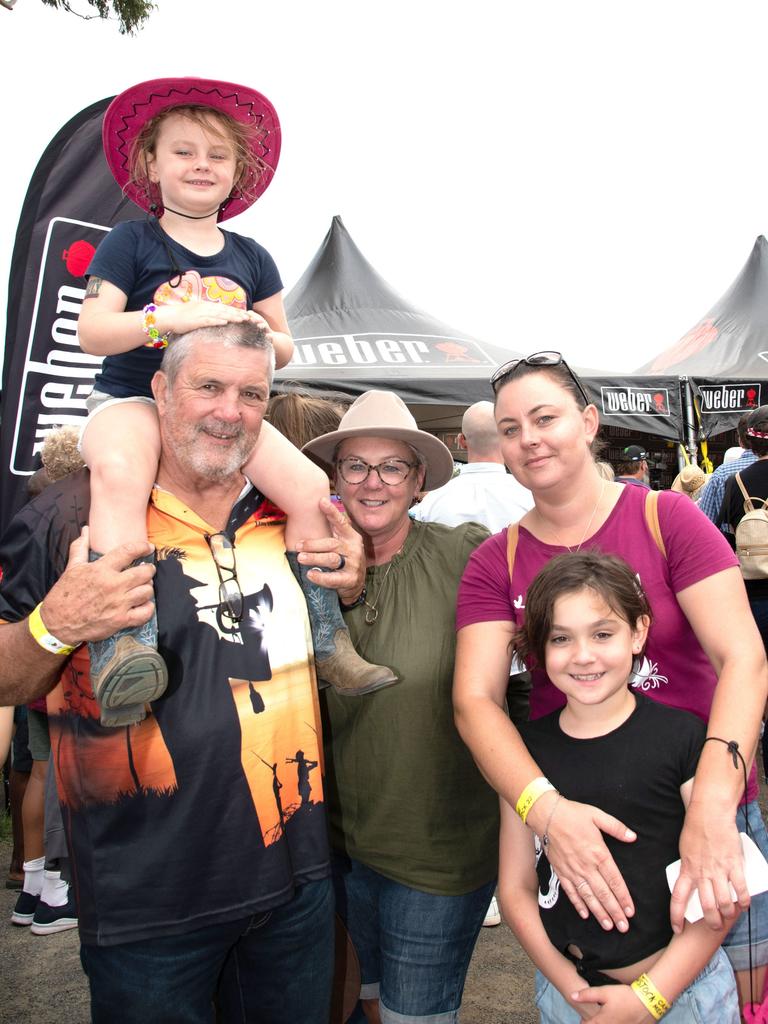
[294,498,366,604]
[40,528,156,646]
[670,800,747,933]
[528,795,636,931]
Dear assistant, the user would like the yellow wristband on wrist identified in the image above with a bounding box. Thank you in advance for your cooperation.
[28,603,76,656]
[515,776,556,824]
[631,973,670,1020]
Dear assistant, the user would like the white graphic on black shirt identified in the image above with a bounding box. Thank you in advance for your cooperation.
[630,656,669,691]
[535,835,561,909]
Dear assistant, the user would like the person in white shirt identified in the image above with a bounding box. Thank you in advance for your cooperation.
[412,401,533,532]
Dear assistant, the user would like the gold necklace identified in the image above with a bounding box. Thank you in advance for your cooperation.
[546,478,606,552]
[364,559,396,624]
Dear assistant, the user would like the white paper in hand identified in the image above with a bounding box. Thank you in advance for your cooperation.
[666,833,768,924]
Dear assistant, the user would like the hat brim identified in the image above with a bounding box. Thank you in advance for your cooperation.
[103,77,281,222]
[304,426,455,492]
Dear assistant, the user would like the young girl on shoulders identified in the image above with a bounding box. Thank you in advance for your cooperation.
[77,77,394,725]
[500,551,740,1022]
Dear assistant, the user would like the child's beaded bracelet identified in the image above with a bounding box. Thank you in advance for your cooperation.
[142,303,170,349]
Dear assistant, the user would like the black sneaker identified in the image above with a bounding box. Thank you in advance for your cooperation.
[11,890,40,926]
[30,889,78,935]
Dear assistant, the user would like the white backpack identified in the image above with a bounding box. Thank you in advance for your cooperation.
[734,473,768,579]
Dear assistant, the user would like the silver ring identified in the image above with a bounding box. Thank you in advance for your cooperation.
[576,880,590,893]
[337,553,346,571]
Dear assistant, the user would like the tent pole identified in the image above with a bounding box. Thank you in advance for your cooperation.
[680,376,698,469]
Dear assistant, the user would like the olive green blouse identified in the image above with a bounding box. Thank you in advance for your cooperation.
[321,519,499,895]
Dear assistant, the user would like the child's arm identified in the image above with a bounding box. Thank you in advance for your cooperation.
[251,292,293,370]
[0,705,13,767]
[498,797,599,1021]
[572,777,737,1022]
[78,278,257,357]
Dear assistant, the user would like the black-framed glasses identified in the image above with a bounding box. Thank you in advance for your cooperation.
[205,532,244,624]
[490,350,591,408]
[336,457,417,486]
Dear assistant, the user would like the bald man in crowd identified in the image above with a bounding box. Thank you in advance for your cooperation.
[412,401,533,532]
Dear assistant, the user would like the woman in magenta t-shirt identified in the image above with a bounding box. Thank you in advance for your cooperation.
[453,353,768,1007]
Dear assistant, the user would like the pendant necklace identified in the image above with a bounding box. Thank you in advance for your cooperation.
[364,560,395,624]
[547,478,606,552]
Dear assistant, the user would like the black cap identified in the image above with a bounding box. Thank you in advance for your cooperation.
[622,445,648,462]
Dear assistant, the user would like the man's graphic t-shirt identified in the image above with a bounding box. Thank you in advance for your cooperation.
[0,470,328,946]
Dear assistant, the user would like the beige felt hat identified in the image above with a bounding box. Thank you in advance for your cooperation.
[302,390,455,490]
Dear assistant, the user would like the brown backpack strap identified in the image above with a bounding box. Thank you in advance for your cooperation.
[506,523,520,579]
[644,490,667,560]
[735,472,758,514]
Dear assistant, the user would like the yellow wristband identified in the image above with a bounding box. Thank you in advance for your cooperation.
[631,973,670,1020]
[28,603,76,656]
[515,776,556,824]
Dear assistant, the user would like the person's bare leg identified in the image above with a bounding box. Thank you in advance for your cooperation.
[8,768,28,883]
[245,424,397,696]
[80,402,167,724]
[360,998,381,1024]
[735,964,767,1014]
[80,401,161,552]
[21,759,46,864]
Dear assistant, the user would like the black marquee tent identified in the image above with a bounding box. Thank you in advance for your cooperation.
[637,235,768,437]
[277,217,685,441]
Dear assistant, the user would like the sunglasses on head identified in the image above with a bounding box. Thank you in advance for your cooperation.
[489,350,591,407]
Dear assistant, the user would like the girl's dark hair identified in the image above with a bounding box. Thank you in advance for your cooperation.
[747,405,768,458]
[514,551,652,668]
[494,361,588,411]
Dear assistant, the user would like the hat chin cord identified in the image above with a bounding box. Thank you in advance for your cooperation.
[149,202,221,221]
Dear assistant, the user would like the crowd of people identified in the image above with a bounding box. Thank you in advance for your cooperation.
[2,73,768,1024]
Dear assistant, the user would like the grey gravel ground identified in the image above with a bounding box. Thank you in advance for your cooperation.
[0,831,536,1024]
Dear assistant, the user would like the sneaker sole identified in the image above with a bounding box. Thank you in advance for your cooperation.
[30,916,78,935]
[11,912,35,926]
[98,650,168,709]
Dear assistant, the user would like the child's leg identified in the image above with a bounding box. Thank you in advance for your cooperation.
[80,400,160,551]
[80,401,167,725]
[246,424,397,696]
[242,421,330,548]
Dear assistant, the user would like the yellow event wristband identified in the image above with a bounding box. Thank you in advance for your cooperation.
[28,603,76,656]
[515,777,556,824]
[631,973,670,1020]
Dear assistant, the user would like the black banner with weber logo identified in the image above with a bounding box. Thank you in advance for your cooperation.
[0,98,135,532]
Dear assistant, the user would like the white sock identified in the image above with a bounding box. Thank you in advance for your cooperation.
[41,869,69,908]
[22,856,45,896]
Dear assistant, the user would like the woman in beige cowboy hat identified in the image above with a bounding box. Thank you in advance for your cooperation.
[304,391,499,1024]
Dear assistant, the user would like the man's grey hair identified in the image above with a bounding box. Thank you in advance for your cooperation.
[160,321,276,389]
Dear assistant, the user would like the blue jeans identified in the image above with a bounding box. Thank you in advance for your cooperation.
[721,799,768,971]
[80,878,334,1023]
[333,854,495,1023]
[534,946,739,1023]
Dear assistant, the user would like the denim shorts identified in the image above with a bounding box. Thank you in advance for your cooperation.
[534,946,739,1024]
[721,799,768,971]
[333,854,495,1024]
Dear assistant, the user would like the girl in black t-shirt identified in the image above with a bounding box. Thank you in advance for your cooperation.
[499,551,739,1023]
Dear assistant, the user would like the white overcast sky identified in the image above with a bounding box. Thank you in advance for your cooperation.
[2,0,767,376]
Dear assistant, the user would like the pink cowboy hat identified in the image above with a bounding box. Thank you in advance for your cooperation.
[102,76,281,222]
